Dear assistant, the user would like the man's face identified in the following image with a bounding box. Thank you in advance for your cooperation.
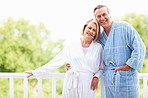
[94,7,111,29]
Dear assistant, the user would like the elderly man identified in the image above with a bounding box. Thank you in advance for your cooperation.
[94,5,146,98]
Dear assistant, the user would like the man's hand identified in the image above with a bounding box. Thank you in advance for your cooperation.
[114,65,132,72]
[66,64,71,71]
[91,76,99,91]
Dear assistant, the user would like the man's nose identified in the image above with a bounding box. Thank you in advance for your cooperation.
[100,16,104,20]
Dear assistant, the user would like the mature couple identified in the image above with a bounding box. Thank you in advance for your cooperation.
[25,5,146,98]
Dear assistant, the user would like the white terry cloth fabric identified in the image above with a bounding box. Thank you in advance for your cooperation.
[32,39,104,98]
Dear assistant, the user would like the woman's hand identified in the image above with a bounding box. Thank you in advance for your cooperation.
[91,76,99,91]
[24,71,33,78]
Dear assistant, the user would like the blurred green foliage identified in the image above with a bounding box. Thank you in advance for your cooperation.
[0,17,64,72]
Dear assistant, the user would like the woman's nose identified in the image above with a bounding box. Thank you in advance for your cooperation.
[90,29,93,32]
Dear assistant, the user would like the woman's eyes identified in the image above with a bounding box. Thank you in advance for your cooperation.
[88,27,91,29]
[88,27,96,32]
[93,29,96,32]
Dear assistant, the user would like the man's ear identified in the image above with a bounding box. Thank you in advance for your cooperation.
[109,13,111,19]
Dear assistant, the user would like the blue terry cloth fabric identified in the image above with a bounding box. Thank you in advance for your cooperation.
[98,21,146,98]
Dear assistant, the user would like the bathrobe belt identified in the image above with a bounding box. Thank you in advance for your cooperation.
[66,69,93,89]
[66,69,79,89]
[105,61,120,92]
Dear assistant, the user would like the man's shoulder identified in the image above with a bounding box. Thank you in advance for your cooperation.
[114,21,131,27]
[114,21,128,25]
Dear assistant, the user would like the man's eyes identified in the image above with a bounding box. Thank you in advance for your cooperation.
[97,13,106,18]
[103,13,106,16]
[97,15,101,18]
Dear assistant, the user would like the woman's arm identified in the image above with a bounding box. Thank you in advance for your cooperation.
[25,46,68,78]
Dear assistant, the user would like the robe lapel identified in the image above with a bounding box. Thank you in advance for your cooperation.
[85,41,94,57]
[104,22,114,49]
[79,39,94,58]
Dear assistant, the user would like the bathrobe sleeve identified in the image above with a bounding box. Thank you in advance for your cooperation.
[94,45,104,79]
[125,23,146,71]
[32,46,68,76]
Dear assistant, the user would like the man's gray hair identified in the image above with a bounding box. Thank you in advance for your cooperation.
[94,5,109,13]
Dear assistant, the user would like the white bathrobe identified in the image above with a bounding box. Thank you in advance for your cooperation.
[32,39,104,98]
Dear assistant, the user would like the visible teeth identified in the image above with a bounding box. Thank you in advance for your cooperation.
[86,32,92,36]
[88,33,92,36]
[101,21,106,23]
[101,19,107,24]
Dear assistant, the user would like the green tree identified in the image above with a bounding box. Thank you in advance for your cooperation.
[120,13,148,53]
[0,17,64,72]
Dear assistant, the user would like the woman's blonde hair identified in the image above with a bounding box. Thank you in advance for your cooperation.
[82,19,101,41]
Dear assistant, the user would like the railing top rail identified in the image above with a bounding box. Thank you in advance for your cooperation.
[0,73,148,79]
[139,73,148,78]
[0,73,65,79]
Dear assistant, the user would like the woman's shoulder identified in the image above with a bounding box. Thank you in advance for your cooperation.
[93,41,103,49]
[65,38,81,47]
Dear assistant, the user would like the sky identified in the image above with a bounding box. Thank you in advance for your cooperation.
[0,0,148,43]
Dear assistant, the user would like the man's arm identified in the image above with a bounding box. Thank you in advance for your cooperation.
[115,23,146,72]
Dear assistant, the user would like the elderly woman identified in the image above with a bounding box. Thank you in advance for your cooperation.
[25,19,104,98]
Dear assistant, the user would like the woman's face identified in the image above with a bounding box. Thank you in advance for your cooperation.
[83,22,97,40]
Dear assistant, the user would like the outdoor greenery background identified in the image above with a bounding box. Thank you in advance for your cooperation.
[0,13,148,98]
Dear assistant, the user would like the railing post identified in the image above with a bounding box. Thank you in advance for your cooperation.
[52,78,56,98]
[9,77,14,98]
[38,78,42,98]
[24,78,28,98]
[143,77,147,98]
[100,76,105,98]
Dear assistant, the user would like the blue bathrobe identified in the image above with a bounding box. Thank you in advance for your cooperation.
[99,21,146,98]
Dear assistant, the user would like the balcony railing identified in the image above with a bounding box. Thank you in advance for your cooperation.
[0,73,148,98]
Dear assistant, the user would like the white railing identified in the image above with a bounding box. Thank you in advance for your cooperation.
[139,73,148,98]
[0,73,148,98]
